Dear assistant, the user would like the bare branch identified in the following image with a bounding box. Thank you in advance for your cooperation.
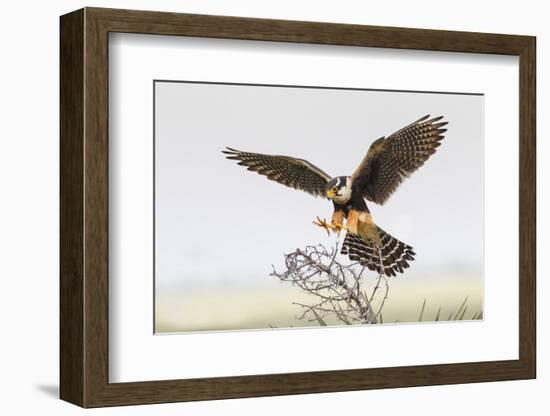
[270,243,390,325]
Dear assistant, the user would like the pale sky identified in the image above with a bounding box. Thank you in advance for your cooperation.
[154,81,483,292]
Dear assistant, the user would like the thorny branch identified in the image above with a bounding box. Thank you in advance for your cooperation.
[270,244,389,326]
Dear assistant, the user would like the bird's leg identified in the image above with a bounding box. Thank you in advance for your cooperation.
[313,210,349,236]
[313,216,340,236]
[331,210,347,236]
[313,216,333,236]
[346,209,360,234]
[329,222,350,237]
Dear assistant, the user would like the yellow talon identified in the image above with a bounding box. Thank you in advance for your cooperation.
[335,223,348,236]
[312,216,331,236]
[313,216,345,236]
[332,223,349,237]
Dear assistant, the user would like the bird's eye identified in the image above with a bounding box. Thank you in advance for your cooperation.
[332,187,337,192]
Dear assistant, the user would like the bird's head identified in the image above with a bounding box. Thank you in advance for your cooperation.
[325,176,352,204]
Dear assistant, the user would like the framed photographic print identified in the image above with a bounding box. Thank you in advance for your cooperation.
[60,7,536,407]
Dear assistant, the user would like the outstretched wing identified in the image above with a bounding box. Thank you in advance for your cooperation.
[223,147,332,198]
[351,115,448,205]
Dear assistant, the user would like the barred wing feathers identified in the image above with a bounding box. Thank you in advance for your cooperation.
[352,115,448,205]
[223,147,331,198]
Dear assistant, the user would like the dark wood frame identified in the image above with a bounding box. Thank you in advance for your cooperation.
[60,7,536,408]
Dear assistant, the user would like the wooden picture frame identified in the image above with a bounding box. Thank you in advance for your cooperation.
[60,7,536,408]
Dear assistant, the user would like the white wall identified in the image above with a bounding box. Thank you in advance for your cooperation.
[0,0,545,414]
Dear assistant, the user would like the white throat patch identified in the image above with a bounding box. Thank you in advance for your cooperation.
[333,177,352,204]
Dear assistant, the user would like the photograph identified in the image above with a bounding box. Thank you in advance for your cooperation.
[154,80,484,333]
[54,5,537,409]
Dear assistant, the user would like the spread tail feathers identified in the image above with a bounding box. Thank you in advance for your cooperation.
[341,228,415,276]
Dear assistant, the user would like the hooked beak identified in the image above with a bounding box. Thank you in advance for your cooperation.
[326,189,336,198]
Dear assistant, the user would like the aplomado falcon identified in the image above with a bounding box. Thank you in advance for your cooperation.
[223,115,448,276]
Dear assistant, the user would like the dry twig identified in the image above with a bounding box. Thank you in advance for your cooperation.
[270,243,389,325]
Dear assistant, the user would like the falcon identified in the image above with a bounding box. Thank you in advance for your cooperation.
[223,115,448,276]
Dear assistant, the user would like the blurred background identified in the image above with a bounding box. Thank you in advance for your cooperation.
[154,81,483,332]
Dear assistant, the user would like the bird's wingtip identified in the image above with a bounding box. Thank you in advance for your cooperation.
[221,146,239,154]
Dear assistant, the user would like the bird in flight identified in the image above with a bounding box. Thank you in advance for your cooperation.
[223,115,448,276]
